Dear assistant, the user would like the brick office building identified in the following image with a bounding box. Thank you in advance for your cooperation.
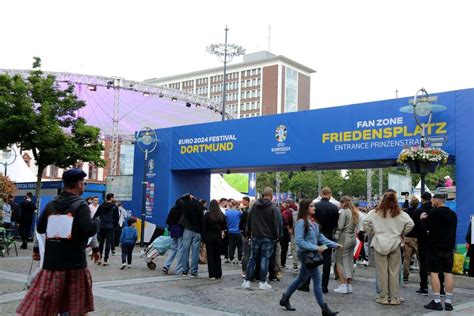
[144,51,315,118]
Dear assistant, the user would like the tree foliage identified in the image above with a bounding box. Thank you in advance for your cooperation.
[256,164,456,202]
[0,57,105,202]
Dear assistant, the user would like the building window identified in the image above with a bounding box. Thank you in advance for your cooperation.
[50,165,59,178]
[285,67,298,113]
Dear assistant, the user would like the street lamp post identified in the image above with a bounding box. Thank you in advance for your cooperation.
[412,88,432,195]
[136,127,158,247]
[400,88,448,195]
[207,26,245,121]
[0,147,17,176]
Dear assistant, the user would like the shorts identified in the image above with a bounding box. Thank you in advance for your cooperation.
[427,249,454,273]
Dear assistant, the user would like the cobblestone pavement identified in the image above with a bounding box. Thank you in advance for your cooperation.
[1,247,473,315]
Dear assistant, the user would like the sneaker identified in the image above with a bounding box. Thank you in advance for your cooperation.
[112,251,116,256]
[269,276,280,282]
[96,260,102,265]
[322,287,329,294]
[181,272,188,277]
[241,280,251,289]
[102,262,109,266]
[347,284,353,293]
[162,266,169,274]
[399,296,405,303]
[444,303,453,311]
[440,291,446,297]
[424,300,443,311]
[353,263,357,268]
[363,260,368,267]
[241,273,246,278]
[191,272,198,277]
[333,285,349,294]
[376,297,390,305]
[120,263,127,270]
[209,277,216,280]
[416,288,429,296]
[127,264,132,268]
[390,298,400,305]
[258,282,272,290]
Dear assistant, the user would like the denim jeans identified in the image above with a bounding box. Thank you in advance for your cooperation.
[177,229,201,274]
[245,237,275,282]
[285,252,325,307]
[163,237,183,270]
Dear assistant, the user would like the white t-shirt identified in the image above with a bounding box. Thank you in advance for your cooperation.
[2,202,11,224]
[118,206,127,227]
[89,204,99,218]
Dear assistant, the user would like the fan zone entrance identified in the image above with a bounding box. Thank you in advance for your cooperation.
[132,88,474,242]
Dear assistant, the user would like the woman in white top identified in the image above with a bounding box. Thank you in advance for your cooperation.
[1,194,12,229]
[362,192,414,305]
[334,196,359,294]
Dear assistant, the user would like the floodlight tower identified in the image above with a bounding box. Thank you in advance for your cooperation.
[207,26,245,121]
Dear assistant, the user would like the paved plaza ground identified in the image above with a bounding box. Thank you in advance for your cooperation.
[1,247,473,315]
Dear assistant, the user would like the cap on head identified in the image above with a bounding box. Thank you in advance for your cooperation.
[62,168,87,184]
[421,192,432,201]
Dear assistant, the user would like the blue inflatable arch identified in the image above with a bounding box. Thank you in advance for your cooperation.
[132,88,474,243]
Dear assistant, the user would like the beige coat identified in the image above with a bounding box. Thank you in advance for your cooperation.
[362,209,414,255]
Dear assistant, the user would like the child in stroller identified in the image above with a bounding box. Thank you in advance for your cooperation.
[141,234,172,270]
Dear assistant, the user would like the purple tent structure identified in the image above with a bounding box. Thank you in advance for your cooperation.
[0,69,232,137]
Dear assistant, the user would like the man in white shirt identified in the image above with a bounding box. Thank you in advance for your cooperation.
[89,196,99,218]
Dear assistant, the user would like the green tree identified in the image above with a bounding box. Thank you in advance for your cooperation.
[341,169,368,198]
[0,58,105,205]
[288,171,317,199]
[256,170,345,200]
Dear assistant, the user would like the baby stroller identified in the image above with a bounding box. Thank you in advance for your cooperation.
[141,235,172,270]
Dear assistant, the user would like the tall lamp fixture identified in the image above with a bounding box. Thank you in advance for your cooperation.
[207,26,245,121]
[0,147,17,176]
[400,88,447,194]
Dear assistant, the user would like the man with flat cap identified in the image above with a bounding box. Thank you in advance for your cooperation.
[17,169,99,315]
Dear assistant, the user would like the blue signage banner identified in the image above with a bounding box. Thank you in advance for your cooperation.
[132,88,474,244]
[171,94,455,171]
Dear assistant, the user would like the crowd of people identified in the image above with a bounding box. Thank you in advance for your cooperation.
[1,167,472,315]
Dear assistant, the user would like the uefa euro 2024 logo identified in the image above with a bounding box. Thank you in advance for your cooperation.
[275,125,287,143]
[272,125,291,154]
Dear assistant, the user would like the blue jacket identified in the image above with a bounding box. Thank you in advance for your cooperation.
[120,226,138,246]
[225,209,242,234]
[295,219,338,252]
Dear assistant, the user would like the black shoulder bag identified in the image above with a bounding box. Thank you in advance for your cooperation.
[301,222,324,269]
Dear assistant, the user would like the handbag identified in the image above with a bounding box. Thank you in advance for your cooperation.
[302,250,323,269]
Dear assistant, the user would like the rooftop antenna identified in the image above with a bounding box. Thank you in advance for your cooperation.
[268,25,271,51]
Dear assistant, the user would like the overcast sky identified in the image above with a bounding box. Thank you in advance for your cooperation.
[1,0,473,108]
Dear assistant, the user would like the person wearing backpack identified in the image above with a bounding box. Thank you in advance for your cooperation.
[120,218,138,269]
[93,193,119,266]
[16,169,99,315]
